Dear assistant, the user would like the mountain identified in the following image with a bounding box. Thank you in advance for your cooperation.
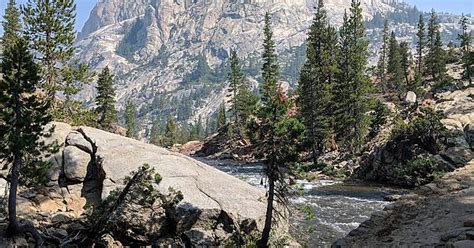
[74,0,467,136]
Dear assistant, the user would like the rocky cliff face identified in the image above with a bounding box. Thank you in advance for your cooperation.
[74,0,467,134]
[75,0,397,130]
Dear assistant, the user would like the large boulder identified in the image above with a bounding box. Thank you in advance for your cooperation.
[73,126,266,225]
[63,146,90,182]
[34,122,269,246]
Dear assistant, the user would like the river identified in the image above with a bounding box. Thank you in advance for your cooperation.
[199,159,400,246]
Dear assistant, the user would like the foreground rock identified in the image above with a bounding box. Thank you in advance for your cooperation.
[333,160,474,247]
[1,122,278,246]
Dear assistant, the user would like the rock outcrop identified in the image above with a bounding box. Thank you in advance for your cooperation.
[356,87,474,187]
[333,160,474,247]
[1,122,271,246]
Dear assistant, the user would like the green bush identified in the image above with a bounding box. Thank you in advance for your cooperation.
[390,108,448,153]
[395,156,447,187]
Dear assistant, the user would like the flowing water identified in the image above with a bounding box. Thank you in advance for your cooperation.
[200,159,400,247]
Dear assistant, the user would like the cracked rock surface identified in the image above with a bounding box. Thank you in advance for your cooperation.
[32,122,269,245]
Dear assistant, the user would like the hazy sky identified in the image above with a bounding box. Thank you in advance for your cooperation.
[0,0,473,34]
[406,0,473,14]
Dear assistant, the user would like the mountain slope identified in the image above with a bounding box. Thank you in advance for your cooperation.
[74,0,466,136]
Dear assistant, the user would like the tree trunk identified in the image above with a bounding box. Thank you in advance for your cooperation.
[6,154,44,246]
[258,174,275,248]
[7,154,21,234]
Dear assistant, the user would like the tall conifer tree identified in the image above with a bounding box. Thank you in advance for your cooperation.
[150,119,161,146]
[299,0,337,163]
[415,14,425,76]
[425,10,446,81]
[376,20,389,90]
[458,14,472,83]
[387,32,404,94]
[228,49,251,137]
[95,66,117,130]
[163,115,177,147]
[217,102,226,130]
[257,12,288,248]
[334,0,371,153]
[399,41,412,89]
[1,0,21,52]
[124,99,138,138]
[23,0,88,104]
[0,37,51,245]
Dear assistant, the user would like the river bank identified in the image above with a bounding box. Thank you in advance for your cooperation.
[334,160,474,247]
[198,158,408,246]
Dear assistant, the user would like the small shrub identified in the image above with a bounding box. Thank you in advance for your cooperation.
[390,108,448,154]
[395,156,447,187]
[299,205,315,221]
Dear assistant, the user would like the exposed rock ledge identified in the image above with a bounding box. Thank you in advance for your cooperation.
[333,159,474,247]
[1,122,274,246]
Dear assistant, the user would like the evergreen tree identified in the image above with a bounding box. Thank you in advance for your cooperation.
[257,12,292,248]
[0,37,51,245]
[58,60,95,125]
[150,118,161,146]
[387,32,404,94]
[399,41,412,89]
[228,49,259,138]
[217,102,226,130]
[95,66,117,130]
[299,0,338,164]
[23,0,81,101]
[162,115,177,147]
[415,14,426,76]
[1,0,21,52]
[376,20,389,90]
[458,14,472,83]
[228,49,244,126]
[124,99,138,138]
[334,1,371,153]
[425,10,446,81]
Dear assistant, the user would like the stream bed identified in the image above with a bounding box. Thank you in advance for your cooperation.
[199,159,402,246]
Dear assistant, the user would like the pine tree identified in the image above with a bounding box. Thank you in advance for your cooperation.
[22,0,81,101]
[228,49,258,138]
[299,0,337,164]
[334,0,371,153]
[124,99,138,138]
[150,119,161,146]
[376,20,389,90]
[217,102,226,130]
[58,60,95,125]
[387,32,404,94]
[415,14,426,76]
[228,50,244,134]
[425,10,446,81]
[162,115,177,147]
[0,37,51,245]
[399,41,412,89]
[433,30,447,80]
[257,12,290,248]
[95,66,117,130]
[458,14,472,83]
[1,0,21,52]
